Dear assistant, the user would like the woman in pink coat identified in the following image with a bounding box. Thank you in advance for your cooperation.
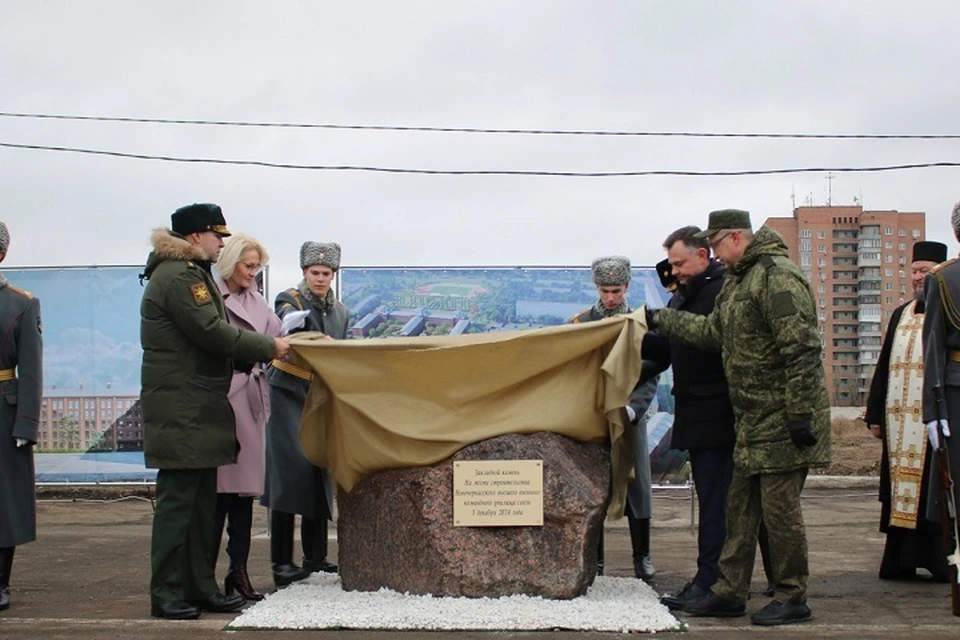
[209,233,281,601]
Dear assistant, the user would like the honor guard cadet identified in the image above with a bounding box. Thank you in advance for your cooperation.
[0,221,42,612]
[140,203,289,620]
[921,203,960,613]
[648,209,831,626]
[263,241,349,588]
[570,256,657,581]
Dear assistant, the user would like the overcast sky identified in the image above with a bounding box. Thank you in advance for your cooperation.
[2,1,959,293]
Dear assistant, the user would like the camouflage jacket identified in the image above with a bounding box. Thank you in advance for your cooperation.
[658,226,831,475]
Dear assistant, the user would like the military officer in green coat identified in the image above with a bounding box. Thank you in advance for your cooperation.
[648,210,831,626]
[0,221,42,612]
[140,203,290,620]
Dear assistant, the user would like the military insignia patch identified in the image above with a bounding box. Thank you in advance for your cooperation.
[771,291,797,319]
[191,283,212,305]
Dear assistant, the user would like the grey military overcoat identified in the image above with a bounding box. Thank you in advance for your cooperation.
[261,288,349,520]
[570,305,655,519]
[0,276,42,547]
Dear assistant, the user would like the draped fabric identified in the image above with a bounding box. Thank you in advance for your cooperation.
[885,300,928,529]
[289,311,648,519]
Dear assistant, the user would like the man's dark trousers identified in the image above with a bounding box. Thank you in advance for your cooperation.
[689,446,734,590]
[151,468,219,605]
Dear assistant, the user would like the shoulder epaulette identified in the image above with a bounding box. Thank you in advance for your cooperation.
[930,257,957,275]
[568,308,591,324]
[279,288,304,311]
[6,284,34,300]
[934,259,960,330]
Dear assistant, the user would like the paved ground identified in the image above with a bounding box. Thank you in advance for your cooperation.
[1,479,958,638]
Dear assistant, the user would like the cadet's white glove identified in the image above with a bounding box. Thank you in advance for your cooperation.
[15,437,28,448]
[625,405,637,423]
[926,419,951,450]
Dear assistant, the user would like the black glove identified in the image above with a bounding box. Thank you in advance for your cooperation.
[644,306,660,330]
[786,419,817,449]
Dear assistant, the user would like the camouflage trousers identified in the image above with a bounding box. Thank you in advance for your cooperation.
[711,467,809,605]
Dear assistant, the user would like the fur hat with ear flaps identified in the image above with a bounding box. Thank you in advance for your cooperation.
[591,255,631,286]
[300,241,341,270]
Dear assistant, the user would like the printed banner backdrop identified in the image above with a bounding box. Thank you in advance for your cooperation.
[5,266,154,483]
[7,264,685,483]
[339,266,686,481]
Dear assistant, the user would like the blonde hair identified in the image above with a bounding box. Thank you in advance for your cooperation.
[215,232,270,280]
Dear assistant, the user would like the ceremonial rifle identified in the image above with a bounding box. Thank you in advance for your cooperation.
[932,384,960,616]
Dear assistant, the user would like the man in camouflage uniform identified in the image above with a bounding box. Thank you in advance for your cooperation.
[571,256,656,580]
[647,210,831,626]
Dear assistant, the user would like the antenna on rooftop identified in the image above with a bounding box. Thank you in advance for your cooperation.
[826,172,834,206]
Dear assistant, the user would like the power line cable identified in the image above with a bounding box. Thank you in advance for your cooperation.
[2,141,959,176]
[1,111,959,140]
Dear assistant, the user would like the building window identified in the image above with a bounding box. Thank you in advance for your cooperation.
[800,254,811,266]
[886,296,893,304]
[801,229,811,238]
[800,239,811,252]
[899,270,905,278]
[885,227,893,235]
[899,242,906,251]
[818,244,826,253]
[817,230,826,239]
[899,229,906,237]
[818,284,825,293]
[819,299,826,308]
[885,268,893,277]
[912,229,921,238]
[885,282,893,291]
[886,255,893,263]
[885,241,893,249]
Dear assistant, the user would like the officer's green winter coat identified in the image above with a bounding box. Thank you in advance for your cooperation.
[658,226,831,475]
[140,229,276,470]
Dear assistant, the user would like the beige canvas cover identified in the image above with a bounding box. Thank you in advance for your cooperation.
[290,310,648,518]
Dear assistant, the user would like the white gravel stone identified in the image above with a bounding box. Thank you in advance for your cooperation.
[227,573,682,632]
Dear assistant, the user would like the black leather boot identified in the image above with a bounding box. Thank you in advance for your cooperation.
[596,533,604,576]
[628,514,655,580]
[0,546,13,611]
[301,517,337,573]
[270,511,310,588]
[225,562,264,601]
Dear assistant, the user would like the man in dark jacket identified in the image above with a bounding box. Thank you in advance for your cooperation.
[0,221,42,612]
[644,227,737,608]
[571,256,656,580]
[140,203,289,620]
[865,240,949,581]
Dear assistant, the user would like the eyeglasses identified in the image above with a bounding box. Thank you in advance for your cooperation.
[240,262,262,273]
[708,230,734,249]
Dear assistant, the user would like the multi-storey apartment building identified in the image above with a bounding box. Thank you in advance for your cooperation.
[765,205,925,406]
[38,394,140,451]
